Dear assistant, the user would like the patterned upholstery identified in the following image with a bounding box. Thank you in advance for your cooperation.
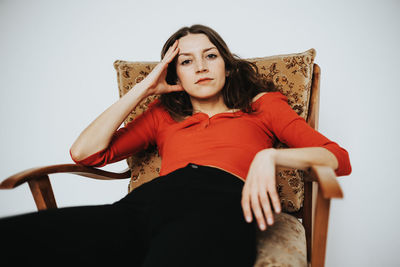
[254,212,307,267]
[114,48,316,213]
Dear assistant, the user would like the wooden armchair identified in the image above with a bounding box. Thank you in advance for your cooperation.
[0,49,343,267]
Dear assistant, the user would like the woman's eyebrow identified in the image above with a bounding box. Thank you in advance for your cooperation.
[178,47,217,57]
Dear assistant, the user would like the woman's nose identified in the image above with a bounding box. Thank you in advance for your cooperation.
[195,59,208,73]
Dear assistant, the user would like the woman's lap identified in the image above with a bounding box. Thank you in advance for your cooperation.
[120,163,258,266]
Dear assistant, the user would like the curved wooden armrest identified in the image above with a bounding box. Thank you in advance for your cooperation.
[0,164,132,189]
[305,165,343,199]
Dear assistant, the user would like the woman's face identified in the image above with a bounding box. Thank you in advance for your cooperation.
[175,33,226,102]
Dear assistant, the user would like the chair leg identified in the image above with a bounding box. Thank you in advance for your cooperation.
[311,187,331,267]
[303,181,313,262]
[28,175,57,210]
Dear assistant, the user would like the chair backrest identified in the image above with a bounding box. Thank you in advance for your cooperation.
[114,48,316,213]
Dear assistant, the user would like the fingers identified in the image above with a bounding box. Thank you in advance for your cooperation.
[242,184,277,231]
[162,40,179,64]
[241,169,281,231]
[241,189,253,223]
[258,190,274,228]
[142,40,182,96]
[251,191,268,231]
[167,84,184,93]
[269,185,281,214]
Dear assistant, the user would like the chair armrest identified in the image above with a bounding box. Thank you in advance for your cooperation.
[305,165,343,199]
[0,164,131,189]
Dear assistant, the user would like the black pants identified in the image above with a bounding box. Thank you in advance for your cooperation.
[0,163,257,266]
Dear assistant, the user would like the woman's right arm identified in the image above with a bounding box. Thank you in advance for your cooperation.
[70,40,182,162]
[70,84,148,162]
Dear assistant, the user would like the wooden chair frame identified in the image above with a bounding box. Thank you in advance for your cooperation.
[0,63,342,266]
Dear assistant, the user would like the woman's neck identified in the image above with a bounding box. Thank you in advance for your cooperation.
[190,95,232,117]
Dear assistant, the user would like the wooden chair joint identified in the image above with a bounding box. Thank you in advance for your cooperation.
[28,175,57,210]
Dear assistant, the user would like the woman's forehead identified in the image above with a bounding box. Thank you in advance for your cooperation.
[177,33,215,54]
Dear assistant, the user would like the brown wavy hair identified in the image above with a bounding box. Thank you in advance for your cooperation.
[160,24,275,120]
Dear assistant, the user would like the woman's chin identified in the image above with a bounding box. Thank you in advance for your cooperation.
[186,88,222,100]
[189,93,222,102]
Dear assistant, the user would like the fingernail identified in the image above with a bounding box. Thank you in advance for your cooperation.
[259,224,266,230]
[267,218,273,225]
[246,216,252,223]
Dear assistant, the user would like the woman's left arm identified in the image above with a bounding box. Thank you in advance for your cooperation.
[241,146,338,232]
[243,92,351,231]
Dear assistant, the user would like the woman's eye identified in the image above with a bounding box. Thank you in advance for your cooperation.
[181,59,191,65]
[207,54,217,59]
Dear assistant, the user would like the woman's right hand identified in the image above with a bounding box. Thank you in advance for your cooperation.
[140,40,184,97]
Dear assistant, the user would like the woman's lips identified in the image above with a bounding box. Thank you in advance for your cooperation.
[196,78,213,84]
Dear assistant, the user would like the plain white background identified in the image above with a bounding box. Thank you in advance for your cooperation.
[0,0,399,266]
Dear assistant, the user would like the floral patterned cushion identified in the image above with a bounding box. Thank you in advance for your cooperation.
[113,48,316,212]
[254,212,307,267]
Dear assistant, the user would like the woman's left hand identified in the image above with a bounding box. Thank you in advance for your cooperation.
[241,148,281,231]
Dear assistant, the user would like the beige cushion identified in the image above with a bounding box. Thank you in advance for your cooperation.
[254,212,307,267]
[114,48,316,212]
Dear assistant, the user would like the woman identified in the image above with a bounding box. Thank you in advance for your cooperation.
[1,24,351,266]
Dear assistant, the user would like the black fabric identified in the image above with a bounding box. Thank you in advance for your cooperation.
[0,164,257,266]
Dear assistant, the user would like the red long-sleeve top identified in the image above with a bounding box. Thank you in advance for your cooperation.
[70,92,351,180]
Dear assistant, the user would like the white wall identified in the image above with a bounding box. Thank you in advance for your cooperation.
[1,0,399,266]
